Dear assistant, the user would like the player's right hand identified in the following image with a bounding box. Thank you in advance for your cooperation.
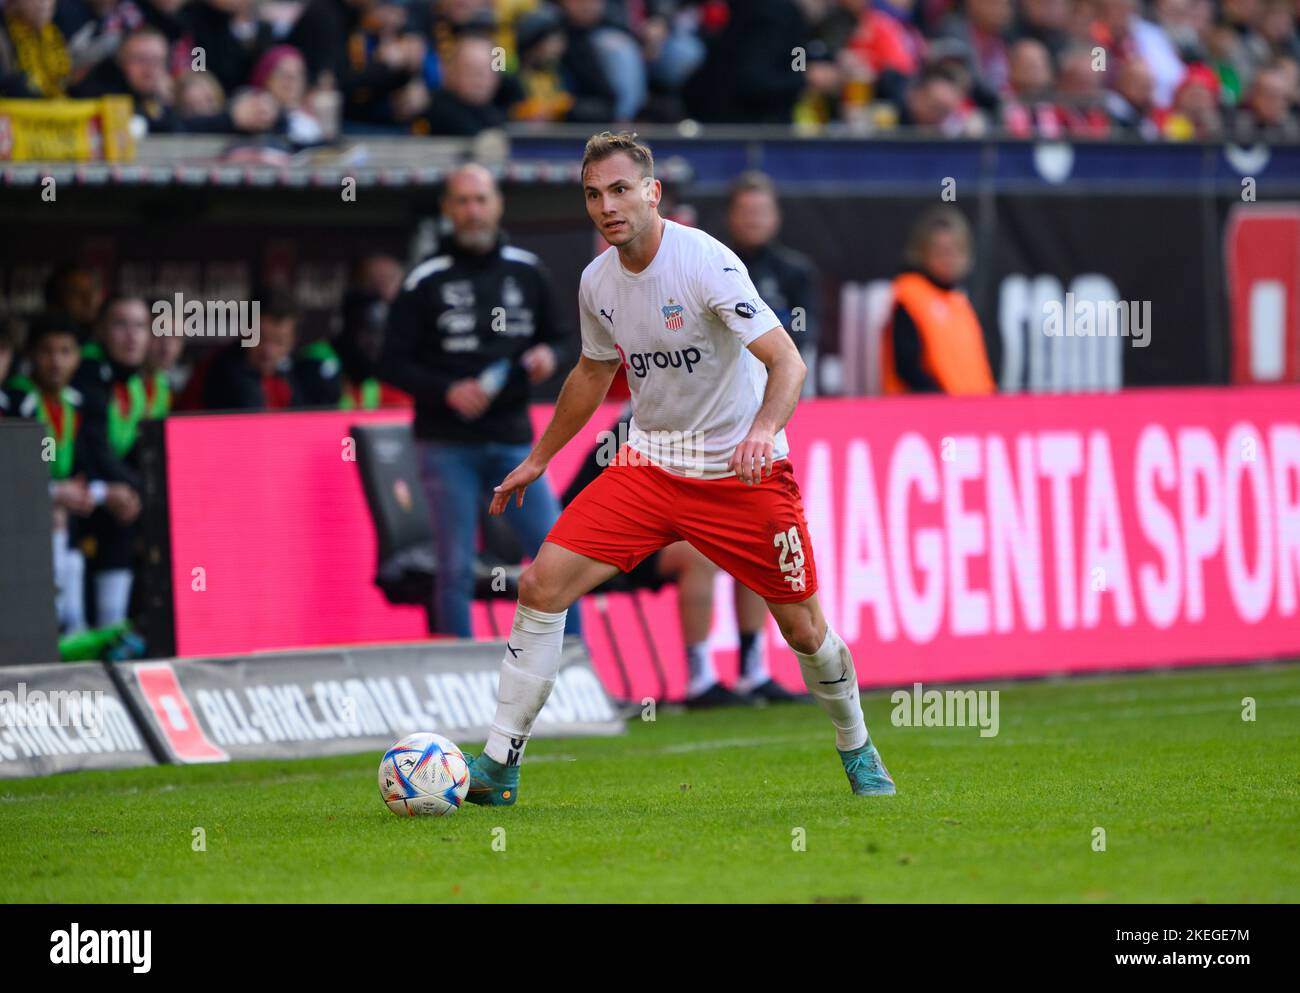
[490,458,545,516]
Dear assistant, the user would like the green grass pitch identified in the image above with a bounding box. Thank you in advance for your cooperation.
[2,663,1298,903]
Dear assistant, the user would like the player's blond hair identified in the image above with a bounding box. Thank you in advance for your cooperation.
[581,131,655,181]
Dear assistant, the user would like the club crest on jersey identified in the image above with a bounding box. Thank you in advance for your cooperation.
[661,298,684,331]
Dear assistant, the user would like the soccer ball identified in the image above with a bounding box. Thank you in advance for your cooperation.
[378,732,470,817]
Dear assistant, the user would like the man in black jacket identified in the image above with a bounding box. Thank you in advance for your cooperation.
[725,170,820,397]
[379,163,580,638]
[683,0,811,123]
[202,288,304,410]
[288,0,424,125]
[181,0,274,95]
[556,0,620,121]
[420,34,520,136]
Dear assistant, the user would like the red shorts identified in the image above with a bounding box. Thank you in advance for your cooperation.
[546,446,818,603]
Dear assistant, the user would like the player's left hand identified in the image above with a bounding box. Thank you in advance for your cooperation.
[731,430,776,485]
[520,344,557,384]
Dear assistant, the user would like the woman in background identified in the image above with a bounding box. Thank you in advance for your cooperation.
[882,205,997,395]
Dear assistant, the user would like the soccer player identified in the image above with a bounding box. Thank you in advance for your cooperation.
[464,132,895,804]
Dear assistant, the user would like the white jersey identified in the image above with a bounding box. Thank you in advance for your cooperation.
[578,219,788,478]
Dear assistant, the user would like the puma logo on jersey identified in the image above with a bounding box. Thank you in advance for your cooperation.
[600,308,615,324]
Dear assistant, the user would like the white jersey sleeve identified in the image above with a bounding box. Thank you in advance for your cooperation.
[578,270,620,361]
[696,243,778,347]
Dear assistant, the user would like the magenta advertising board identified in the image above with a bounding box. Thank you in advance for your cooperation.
[163,387,1300,694]
[775,386,1300,685]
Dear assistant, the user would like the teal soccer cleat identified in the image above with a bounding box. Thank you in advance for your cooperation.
[838,740,896,796]
[463,751,520,807]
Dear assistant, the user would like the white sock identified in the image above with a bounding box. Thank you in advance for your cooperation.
[63,550,86,634]
[51,528,67,627]
[52,530,86,634]
[794,626,869,751]
[484,603,567,766]
[95,569,132,626]
[685,642,717,696]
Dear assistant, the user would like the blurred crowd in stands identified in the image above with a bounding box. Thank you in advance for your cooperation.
[2,0,1298,144]
[0,255,413,635]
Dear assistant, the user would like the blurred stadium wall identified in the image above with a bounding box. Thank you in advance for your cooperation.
[3,131,1299,396]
